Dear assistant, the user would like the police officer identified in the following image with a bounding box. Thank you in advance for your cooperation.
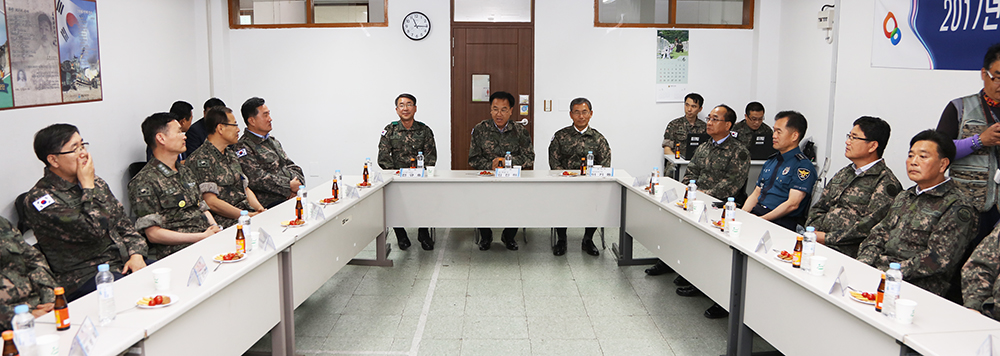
[662,93,706,176]
[129,113,222,260]
[731,101,772,150]
[23,124,148,301]
[806,117,902,258]
[235,97,306,209]
[0,216,57,329]
[742,110,817,231]
[469,91,534,251]
[858,130,978,297]
[378,93,437,251]
[187,107,267,228]
[548,97,611,256]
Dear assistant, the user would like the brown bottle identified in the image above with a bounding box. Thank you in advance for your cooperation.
[682,186,689,210]
[876,273,886,312]
[54,287,70,331]
[295,197,303,221]
[410,157,417,169]
[792,236,804,268]
[332,178,339,200]
[236,225,246,254]
[2,331,17,356]
[675,143,681,159]
[580,157,586,175]
[363,162,370,183]
[719,208,727,232]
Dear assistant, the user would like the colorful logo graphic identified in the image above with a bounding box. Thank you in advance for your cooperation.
[883,12,901,45]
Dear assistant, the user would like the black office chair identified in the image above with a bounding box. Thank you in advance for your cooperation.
[13,192,30,233]
[127,162,146,180]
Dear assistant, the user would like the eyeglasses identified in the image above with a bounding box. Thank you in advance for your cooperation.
[397,103,415,109]
[846,134,873,142]
[491,107,511,114]
[53,142,89,155]
[988,70,1000,84]
[221,122,239,127]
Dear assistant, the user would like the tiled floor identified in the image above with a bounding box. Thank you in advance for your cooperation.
[247,228,780,356]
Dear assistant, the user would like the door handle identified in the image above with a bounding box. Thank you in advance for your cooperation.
[516,118,529,126]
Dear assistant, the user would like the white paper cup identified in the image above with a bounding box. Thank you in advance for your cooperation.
[37,334,60,356]
[153,268,171,291]
[691,201,705,218]
[250,231,260,252]
[426,166,435,177]
[729,221,743,238]
[809,256,828,276]
[895,299,917,324]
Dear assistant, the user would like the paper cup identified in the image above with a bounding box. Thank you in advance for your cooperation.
[895,299,917,324]
[809,256,828,276]
[426,166,435,177]
[153,268,171,291]
[691,201,705,218]
[729,221,743,238]
[250,231,260,252]
[37,334,60,356]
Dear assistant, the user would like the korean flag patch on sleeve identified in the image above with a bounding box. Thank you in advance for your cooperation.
[381,130,387,136]
[236,148,248,158]
[33,194,55,211]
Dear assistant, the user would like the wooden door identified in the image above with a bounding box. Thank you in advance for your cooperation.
[451,25,534,170]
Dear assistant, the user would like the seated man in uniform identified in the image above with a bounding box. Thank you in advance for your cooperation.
[806,116,902,258]
[731,101,772,150]
[23,124,148,301]
[185,97,226,159]
[469,91,534,251]
[742,110,817,231]
[145,101,194,162]
[548,97,612,256]
[236,97,306,209]
[0,216,57,329]
[129,113,222,260]
[188,107,266,228]
[378,93,437,251]
[858,129,978,297]
[962,225,1000,318]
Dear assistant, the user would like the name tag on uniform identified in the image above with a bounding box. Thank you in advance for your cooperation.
[399,168,425,178]
[32,194,55,211]
[496,167,521,178]
[591,166,613,178]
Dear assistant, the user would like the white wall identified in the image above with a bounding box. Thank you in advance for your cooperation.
[0,0,208,222]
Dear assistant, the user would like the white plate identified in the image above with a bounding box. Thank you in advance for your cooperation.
[136,294,177,309]
[280,220,308,228]
[848,291,877,305]
[213,253,247,263]
[558,171,582,177]
[773,252,793,263]
[318,198,340,206]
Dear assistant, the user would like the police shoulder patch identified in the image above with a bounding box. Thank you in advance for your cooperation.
[797,168,811,181]
[236,148,248,158]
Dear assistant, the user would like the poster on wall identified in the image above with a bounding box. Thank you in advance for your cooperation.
[57,0,101,103]
[0,8,13,109]
[5,0,62,106]
[655,30,689,103]
[872,0,1000,70]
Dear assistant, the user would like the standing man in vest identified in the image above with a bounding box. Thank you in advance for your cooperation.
[936,43,1000,300]
[236,97,306,209]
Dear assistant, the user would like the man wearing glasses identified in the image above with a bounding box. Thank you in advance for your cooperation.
[23,124,149,301]
[731,102,771,150]
[935,43,1000,301]
[469,91,534,251]
[378,93,437,251]
[806,117,902,258]
[187,107,267,228]
[235,97,306,209]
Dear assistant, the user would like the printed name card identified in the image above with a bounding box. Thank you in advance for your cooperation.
[259,228,276,251]
[309,202,325,222]
[828,266,849,297]
[633,177,645,187]
[977,335,997,356]
[754,231,772,255]
[70,316,98,356]
[344,185,360,199]
[399,168,425,178]
[187,256,208,287]
[661,188,678,204]
[590,167,614,178]
[495,167,521,178]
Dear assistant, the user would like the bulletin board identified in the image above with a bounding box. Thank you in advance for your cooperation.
[655,30,689,103]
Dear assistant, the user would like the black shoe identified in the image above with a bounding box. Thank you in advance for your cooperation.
[478,229,493,251]
[397,236,411,250]
[502,237,519,251]
[582,239,599,256]
[645,261,673,276]
[674,275,691,287]
[704,303,729,319]
[417,229,434,250]
[675,285,703,297]
[553,239,567,256]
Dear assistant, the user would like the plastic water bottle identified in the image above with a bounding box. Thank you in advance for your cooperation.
[801,227,817,272]
[239,210,251,251]
[882,262,903,319]
[504,152,513,168]
[12,304,35,355]
[724,197,736,232]
[417,152,425,169]
[586,151,594,175]
[688,180,698,202]
[96,264,116,325]
[335,169,343,184]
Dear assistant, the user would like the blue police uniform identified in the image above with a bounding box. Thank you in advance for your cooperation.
[753,147,817,230]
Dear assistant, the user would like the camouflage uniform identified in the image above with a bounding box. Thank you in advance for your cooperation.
[681,135,749,199]
[857,179,978,297]
[961,228,1000,317]
[730,120,773,150]
[187,141,254,228]
[377,120,438,169]
[806,160,903,258]
[468,119,534,170]
[662,116,706,175]
[128,158,212,260]
[21,169,148,295]
[547,126,611,170]
[235,129,305,208]
[0,216,57,330]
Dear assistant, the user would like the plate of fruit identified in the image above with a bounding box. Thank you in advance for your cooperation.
[281,219,307,228]
[478,170,494,176]
[213,251,246,263]
[357,182,372,188]
[775,250,794,263]
[319,197,339,205]
[561,171,580,177]
[136,294,176,309]
[848,290,877,305]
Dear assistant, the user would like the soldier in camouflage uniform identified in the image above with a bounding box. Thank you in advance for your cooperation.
[548,98,612,256]
[129,113,222,260]
[961,228,1000,318]
[22,124,148,301]
[188,107,266,228]
[731,101,774,150]
[858,130,978,297]
[662,93,706,175]
[469,91,534,251]
[235,97,306,209]
[806,117,902,258]
[378,93,437,251]
[0,216,57,329]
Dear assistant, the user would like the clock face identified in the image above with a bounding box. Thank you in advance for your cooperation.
[402,12,430,41]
